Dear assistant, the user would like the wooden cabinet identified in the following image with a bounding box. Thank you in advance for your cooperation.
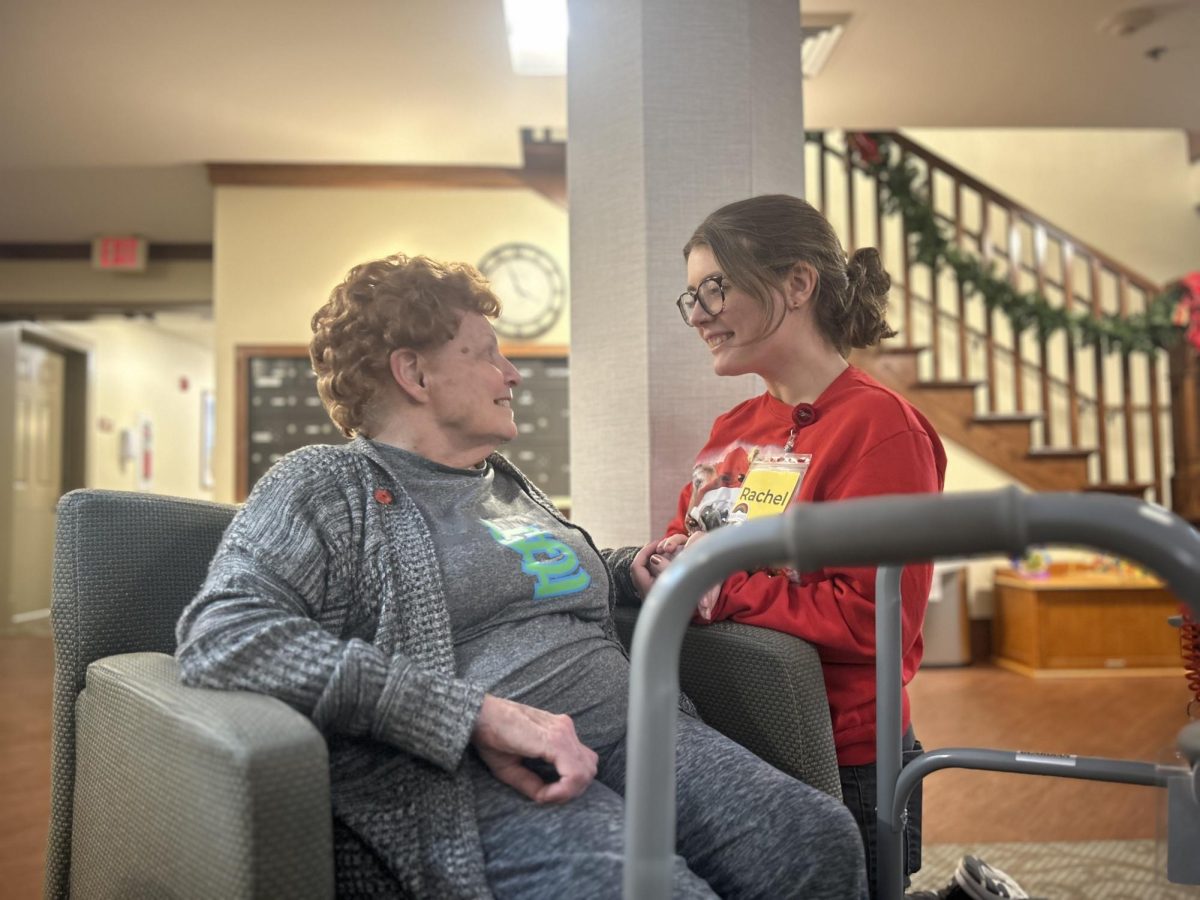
[992,565,1183,675]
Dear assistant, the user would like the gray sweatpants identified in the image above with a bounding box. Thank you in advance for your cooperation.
[471,714,867,899]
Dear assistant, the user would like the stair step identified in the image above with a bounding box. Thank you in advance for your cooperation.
[853,346,930,390]
[916,379,984,391]
[854,353,1090,493]
[1083,482,1153,498]
[1028,447,1094,460]
[971,412,1043,425]
[876,344,929,357]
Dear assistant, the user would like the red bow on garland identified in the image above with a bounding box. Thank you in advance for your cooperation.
[846,132,883,167]
[1172,272,1200,352]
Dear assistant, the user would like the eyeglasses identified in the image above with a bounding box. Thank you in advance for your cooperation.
[676,274,728,325]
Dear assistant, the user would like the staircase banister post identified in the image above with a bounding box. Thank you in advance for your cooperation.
[1169,340,1200,527]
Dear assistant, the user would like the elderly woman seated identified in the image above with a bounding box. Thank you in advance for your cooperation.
[175,252,865,899]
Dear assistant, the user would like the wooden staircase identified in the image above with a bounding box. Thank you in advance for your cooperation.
[813,131,1173,505]
[854,344,1107,493]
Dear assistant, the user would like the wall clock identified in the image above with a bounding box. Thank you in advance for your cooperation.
[478,243,566,340]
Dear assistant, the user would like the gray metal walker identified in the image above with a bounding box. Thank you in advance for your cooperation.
[622,487,1200,899]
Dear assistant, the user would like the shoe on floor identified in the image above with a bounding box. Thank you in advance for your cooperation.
[905,854,1033,900]
[905,881,973,899]
[953,855,1029,900]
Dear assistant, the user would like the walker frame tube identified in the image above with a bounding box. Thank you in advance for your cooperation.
[623,516,795,900]
[875,565,906,900]
[874,565,1191,900]
[624,488,1200,900]
[874,560,1182,898]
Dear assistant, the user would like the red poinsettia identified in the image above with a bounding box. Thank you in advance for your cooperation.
[847,132,884,167]
[1171,272,1200,352]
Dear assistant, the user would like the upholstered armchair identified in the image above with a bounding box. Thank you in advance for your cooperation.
[46,488,836,898]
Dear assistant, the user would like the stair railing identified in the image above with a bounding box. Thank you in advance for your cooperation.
[806,131,1172,505]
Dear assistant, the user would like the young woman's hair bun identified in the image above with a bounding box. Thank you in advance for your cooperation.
[844,247,896,349]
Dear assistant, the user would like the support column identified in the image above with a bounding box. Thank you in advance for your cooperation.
[567,0,805,546]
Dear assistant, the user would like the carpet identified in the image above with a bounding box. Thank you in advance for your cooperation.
[908,840,1200,899]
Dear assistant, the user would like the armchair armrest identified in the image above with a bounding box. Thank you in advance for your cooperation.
[70,652,334,899]
[611,606,839,799]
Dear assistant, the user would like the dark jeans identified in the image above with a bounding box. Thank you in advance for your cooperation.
[839,726,924,900]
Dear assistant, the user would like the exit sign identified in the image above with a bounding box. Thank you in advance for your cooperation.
[92,236,147,272]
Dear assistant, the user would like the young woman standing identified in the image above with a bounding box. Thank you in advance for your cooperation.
[631,194,946,898]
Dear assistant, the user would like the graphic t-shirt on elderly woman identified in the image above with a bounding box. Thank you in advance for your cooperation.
[663,366,948,766]
[373,441,628,748]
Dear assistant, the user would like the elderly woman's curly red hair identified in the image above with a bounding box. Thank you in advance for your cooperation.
[310,254,501,437]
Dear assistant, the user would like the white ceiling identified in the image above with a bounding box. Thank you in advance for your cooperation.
[1,0,1197,243]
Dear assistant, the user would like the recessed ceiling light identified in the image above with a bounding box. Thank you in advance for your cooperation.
[503,0,568,76]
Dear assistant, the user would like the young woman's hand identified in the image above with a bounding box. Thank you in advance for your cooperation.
[629,540,660,599]
[471,695,598,804]
[632,532,721,618]
[655,532,688,558]
[630,533,687,598]
[681,531,722,622]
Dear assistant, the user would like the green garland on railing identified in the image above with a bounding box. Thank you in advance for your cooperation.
[834,131,1187,356]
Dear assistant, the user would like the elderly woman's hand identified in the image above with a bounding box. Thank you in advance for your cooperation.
[471,695,598,804]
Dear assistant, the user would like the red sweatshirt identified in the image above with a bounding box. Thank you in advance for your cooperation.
[664,366,947,766]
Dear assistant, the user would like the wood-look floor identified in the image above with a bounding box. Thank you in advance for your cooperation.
[0,635,1193,898]
[2,636,54,900]
[911,663,1193,843]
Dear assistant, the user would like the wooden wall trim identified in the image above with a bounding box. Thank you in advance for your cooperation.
[206,134,569,209]
[503,343,568,358]
[207,163,531,189]
[0,301,210,322]
[206,162,568,210]
[0,243,212,261]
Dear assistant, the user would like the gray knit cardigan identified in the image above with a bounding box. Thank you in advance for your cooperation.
[176,437,641,898]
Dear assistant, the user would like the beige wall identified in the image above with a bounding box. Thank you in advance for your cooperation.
[906,129,1200,286]
[211,185,569,502]
[47,314,215,499]
[940,439,1027,617]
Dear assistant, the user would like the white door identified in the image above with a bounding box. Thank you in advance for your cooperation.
[9,340,65,626]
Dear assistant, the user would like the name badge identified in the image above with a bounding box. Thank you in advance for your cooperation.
[726,453,811,525]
